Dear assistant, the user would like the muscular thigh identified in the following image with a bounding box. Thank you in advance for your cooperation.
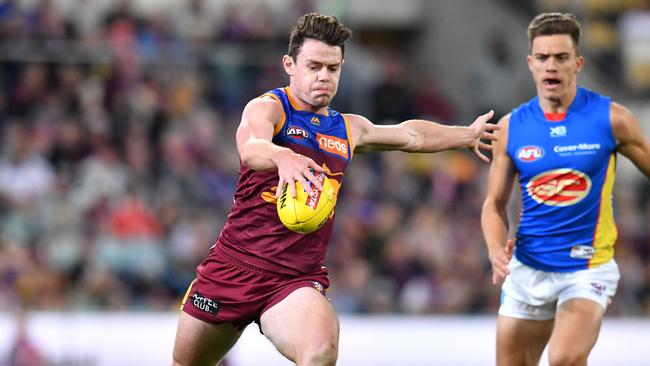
[260,287,339,363]
[547,298,604,363]
[172,311,243,366]
[497,315,553,366]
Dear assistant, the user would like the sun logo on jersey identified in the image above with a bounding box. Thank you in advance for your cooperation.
[526,168,591,206]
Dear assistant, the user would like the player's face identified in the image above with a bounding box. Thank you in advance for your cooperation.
[283,39,343,111]
[527,34,584,102]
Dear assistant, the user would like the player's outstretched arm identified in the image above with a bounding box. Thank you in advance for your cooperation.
[236,98,325,197]
[611,102,650,179]
[347,110,499,162]
[481,115,516,285]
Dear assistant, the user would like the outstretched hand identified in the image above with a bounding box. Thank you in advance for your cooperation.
[489,238,515,285]
[274,150,326,198]
[468,110,499,163]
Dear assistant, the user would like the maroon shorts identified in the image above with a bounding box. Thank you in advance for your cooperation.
[181,247,330,330]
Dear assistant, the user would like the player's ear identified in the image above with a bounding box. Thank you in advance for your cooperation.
[575,55,584,73]
[526,54,534,72]
[282,55,295,76]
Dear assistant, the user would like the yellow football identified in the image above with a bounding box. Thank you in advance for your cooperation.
[277,174,336,234]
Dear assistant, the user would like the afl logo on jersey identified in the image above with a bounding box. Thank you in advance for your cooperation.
[286,126,309,139]
[526,168,591,206]
[516,146,544,162]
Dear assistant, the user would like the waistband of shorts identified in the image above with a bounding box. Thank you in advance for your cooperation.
[214,242,293,278]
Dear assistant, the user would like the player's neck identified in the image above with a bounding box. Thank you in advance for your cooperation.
[538,86,577,114]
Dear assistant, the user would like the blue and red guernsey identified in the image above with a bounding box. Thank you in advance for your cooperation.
[508,87,617,272]
[217,87,353,276]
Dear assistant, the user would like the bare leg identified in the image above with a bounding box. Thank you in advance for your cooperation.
[497,315,554,366]
[172,312,243,366]
[260,287,339,366]
[547,298,604,366]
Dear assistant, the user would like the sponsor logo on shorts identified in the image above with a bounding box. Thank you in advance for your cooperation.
[191,291,219,314]
[286,126,309,139]
[317,133,348,159]
[312,281,325,294]
[526,168,591,206]
[570,245,595,259]
[516,146,544,162]
[591,282,606,297]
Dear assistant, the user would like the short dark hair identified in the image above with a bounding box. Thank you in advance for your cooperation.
[527,13,581,52]
[287,13,352,60]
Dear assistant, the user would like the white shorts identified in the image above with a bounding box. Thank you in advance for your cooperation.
[498,256,620,320]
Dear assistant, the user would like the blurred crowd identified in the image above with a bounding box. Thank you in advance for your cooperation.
[0,0,648,324]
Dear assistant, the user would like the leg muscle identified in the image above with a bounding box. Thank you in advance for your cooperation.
[261,287,339,366]
[547,298,604,366]
[172,312,243,366]
[497,315,553,366]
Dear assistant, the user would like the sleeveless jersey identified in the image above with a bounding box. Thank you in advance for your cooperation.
[217,87,353,276]
[508,87,617,272]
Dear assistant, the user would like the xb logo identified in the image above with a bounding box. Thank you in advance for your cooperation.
[550,126,567,137]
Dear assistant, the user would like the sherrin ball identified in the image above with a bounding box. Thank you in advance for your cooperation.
[277,173,336,234]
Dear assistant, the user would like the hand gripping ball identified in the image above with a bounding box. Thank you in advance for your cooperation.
[277,173,336,234]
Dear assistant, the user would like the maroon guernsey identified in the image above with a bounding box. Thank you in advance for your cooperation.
[216,87,353,276]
